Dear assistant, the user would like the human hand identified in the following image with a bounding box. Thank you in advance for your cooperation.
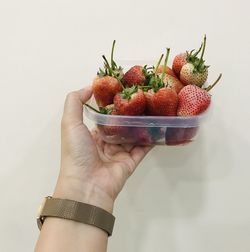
[54,87,153,213]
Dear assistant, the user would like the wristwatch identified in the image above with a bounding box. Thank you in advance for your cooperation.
[37,196,115,236]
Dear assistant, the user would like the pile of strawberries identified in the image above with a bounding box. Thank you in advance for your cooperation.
[88,37,222,145]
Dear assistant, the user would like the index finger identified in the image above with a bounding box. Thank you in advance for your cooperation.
[62,87,92,128]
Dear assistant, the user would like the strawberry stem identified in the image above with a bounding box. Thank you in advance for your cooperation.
[102,55,113,76]
[198,35,207,66]
[111,40,116,69]
[155,54,164,76]
[161,48,170,82]
[205,73,222,92]
[84,104,101,114]
[193,42,203,57]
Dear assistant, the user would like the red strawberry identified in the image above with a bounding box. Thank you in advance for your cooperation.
[114,86,146,115]
[155,65,177,78]
[165,127,198,145]
[123,65,146,87]
[179,36,209,87]
[92,76,122,107]
[177,85,211,116]
[165,127,186,145]
[100,107,128,136]
[85,104,129,137]
[184,127,199,140]
[132,127,152,145]
[172,53,187,77]
[101,122,129,137]
[145,48,179,116]
[145,87,178,116]
[177,74,222,116]
[93,40,123,107]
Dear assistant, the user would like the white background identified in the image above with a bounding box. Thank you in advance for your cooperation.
[1,0,250,251]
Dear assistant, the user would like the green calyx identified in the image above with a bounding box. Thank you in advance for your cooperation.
[84,104,113,114]
[97,40,124,81]
[186,35,209,74]
[99,106,113,114]
[120,85,138,100]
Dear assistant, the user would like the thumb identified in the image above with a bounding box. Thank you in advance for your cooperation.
[61,87,92,129]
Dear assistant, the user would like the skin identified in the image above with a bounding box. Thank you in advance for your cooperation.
[34,87,153,252]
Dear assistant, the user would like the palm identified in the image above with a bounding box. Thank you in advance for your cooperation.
[67,124,151,200]
[60,89,152,203]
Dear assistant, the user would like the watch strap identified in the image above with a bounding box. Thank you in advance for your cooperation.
[37,197,115,236]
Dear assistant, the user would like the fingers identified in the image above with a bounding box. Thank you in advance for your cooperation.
[91,128,105,152]
[61,87,92,129]
[130,145,154,167]
[121,144,134,152]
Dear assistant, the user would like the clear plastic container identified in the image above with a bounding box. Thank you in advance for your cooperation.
[84,99,209,146]
[85,60,209,146]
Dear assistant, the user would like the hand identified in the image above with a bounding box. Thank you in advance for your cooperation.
[54,87,153,213]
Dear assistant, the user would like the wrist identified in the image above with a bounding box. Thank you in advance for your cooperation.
[53,176,114,213]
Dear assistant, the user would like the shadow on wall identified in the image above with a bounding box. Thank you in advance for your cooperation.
[111,115,233,252]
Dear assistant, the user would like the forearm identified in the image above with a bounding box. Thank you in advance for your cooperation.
[34,176,114,252]
[35,217,108,252]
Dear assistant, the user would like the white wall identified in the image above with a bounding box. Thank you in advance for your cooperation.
[1,0,250,251]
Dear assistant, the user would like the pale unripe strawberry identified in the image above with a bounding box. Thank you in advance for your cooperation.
[155,65,177,78]
[180,62,208,87]
[174,36,209,87]
[162,74,185,94]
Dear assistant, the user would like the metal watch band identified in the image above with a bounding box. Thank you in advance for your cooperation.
[37,197,115,236]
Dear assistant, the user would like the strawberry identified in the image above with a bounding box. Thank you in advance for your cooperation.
[172,53,188,77]
[132,127,152,145]
[149,49,184,94]
[85,104,129,137]
[165,127,198,145]
[92,40,123,107]
[113,86,146,116]
[162,75,184,94]
[101,122,129,138]
[155,65,177,78]
[172,36,207,82]
[101,121,128,137]
[177,85,211,116]
[145,88,178,116]
[177,74,222,116]
[92,76,122,107]
[145,48,179,116]
[180,62,208,87]
[184,127,199,140]
[180,36,209,87]
[123,65,146,87]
